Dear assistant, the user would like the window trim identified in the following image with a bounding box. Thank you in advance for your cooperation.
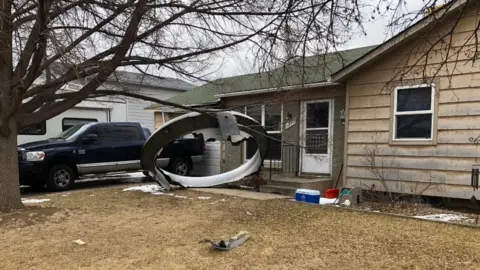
[243,103,283,164]
[390,83,438,145]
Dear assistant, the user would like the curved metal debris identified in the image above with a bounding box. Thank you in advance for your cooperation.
[140,111,269,190]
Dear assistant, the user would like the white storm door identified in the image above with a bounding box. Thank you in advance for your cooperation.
[300,99,332,174]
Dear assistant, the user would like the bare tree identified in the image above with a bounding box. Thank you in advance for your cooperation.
[0,0,469,211]
[361,142,443,206]
[0,0,375,211]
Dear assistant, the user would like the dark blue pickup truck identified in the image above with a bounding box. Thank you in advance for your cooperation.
[18,122,205,191]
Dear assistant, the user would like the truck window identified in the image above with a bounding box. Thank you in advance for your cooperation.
[142,127,151,138]
[19,121,46,135]
[62,118,98,131]
[114,126,142,141]
[87,125,113,144]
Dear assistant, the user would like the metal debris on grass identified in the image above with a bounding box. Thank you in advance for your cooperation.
[200,231,250,251]
[73,239,86,246]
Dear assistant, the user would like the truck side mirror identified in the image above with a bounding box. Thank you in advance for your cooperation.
[81,133,98,143]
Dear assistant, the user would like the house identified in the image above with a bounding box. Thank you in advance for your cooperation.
[147,0,480,199]
[145,46,374,188]
[19,71,194,145]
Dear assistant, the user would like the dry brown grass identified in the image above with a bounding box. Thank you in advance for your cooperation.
[1,186,480,269]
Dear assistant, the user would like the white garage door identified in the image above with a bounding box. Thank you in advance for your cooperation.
[191,141,221,176]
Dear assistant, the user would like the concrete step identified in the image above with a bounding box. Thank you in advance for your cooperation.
[266,178,332,192]
[259,185,297,197]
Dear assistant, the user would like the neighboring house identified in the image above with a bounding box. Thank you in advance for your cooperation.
[18,71,194,144]
[147,0,480,199]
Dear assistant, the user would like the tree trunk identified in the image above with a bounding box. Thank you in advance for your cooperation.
[0,118,23,211]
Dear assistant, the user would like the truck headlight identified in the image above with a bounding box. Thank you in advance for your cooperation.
[25,151,45,161]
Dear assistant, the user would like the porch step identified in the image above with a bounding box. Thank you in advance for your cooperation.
[269,178,331,190]
[259,185,298,196]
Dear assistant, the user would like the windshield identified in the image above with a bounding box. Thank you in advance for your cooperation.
[54,123,95,141]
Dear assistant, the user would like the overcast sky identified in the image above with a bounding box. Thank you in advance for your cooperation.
[137,0,448,83]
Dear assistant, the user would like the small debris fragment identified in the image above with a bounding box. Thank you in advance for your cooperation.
[200,231,250,251]
[341,199,351,206]
[246,211,253,216]
[198,196,211,200]
[73,239,86,246]
[175,195,187,199]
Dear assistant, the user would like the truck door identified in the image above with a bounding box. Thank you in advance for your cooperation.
[76,124,116,174]
[111,124,144,171]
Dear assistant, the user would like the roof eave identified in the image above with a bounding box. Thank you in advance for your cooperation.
[144,99,220,111]
[331,0,466,82]
[215,81,341,98]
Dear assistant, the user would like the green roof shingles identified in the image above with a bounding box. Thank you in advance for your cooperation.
[146,45,376,110]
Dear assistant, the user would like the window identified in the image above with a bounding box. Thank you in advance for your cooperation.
[19,121,46,135]
[245,104,282,161]
[86,125,113,144]
[62,118,98,131]
[393,85,435,140]
[305,101,329,154]
[142,127,151,138]
[114,126,142,141]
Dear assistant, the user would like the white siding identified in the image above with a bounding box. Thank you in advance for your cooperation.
[126,87,182,131]
[18,99,126,145]
[191,142,222,176]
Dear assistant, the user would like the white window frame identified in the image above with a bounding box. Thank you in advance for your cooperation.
[244,104,283,165]
[392,84,435,141]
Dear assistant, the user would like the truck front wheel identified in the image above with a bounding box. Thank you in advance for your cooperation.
[46,164,75,191]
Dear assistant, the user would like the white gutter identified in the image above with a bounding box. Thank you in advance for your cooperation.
[331,0,466,82]
[144,99,221,112]
[215,81,341,98]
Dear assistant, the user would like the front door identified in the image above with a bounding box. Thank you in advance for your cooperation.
[300,99,332,174]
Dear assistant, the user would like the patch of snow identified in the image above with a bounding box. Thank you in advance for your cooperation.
[127,172,146,178]
[198,196,211,200]
[319,198,338,205]
[123,185,164,194]
[152,192,173,196]
[414,213,469,222]
[22,198,51,204]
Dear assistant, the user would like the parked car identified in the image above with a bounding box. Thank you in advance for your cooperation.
[18,122,205,191]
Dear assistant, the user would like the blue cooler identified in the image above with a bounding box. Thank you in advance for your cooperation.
[295,189,320,204]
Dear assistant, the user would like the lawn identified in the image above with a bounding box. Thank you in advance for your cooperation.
[1,185,479,269]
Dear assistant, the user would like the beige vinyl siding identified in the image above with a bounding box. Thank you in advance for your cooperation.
[154,112,184,129]
[345,6,480,199]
